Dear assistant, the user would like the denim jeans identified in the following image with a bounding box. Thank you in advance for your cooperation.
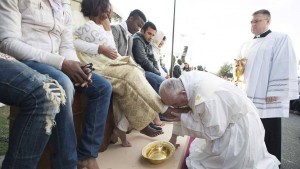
[23,61,112,167]
[145,71,165,93]
[0,58,64,169]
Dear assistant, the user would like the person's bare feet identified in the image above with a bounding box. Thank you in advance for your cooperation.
[113,127,132,147]
[110,132,118,144]
[77,157,100,169]
[153,115,165,126]
[140,125,164,137]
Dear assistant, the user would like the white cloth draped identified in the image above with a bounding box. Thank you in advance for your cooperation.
[238,32,298,118]
[152,44,168,78]
[151,30,168,78]
[173,71,280,169]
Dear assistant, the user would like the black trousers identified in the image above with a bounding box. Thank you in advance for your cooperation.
[290,98,300,112]
[261,118,282,162]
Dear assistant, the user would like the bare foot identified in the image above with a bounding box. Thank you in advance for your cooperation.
[113,127,132,147]
[110,132,118,144]
[140,125,164,137]
[153,115,165,126]
[77,158,99,169]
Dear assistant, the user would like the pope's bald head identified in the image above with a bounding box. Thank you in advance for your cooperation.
[159,78,188,107]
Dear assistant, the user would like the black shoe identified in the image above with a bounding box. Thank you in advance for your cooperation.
[159,113,166,121]
[149,122,162,131]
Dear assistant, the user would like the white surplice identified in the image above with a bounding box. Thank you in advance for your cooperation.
[173,71,280,169]
[238,32,298,118]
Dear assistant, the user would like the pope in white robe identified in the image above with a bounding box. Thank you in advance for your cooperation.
[159,71,280,169]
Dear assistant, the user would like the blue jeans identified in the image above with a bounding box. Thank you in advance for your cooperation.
[23,61,112,167]
[145,71,164,93]
[0,58,63,169]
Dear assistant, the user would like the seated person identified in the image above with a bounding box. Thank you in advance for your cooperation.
[0,53,65,168]
[151,31,169,79]
[0,1,112,168]
[132,22,160,76]
[73,0,165,147]
[132,22,165,94]
[111,9,165,122]
[159,71,280,169]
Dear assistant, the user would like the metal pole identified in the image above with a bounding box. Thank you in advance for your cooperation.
[169,0,176,77]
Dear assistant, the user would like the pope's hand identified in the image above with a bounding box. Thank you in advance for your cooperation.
[170,107,191,113]
[163,111,181,122]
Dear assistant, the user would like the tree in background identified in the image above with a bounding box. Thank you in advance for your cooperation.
[217,62,233,78]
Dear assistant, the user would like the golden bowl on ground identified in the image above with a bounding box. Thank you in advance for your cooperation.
[142,140,175,164]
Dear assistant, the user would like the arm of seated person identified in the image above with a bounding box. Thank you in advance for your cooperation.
[73,37,117,60]
[132,39,161,75]
[98,45,117,60]
[74,19,118,59]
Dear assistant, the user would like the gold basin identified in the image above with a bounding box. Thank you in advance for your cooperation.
[142,140,175,164]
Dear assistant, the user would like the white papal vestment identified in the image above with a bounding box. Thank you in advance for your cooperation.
[173,71,280,169]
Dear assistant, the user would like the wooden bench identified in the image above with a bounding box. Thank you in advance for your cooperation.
[9,93,115,169]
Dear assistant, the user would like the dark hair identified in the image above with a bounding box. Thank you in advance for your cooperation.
[177,59,182,65]
[128,9,147,22]
[253,9,271,19]
[81,0,110,17]
[141,21,156,32]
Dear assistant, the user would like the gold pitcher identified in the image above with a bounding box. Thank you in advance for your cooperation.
[234,58,247,82]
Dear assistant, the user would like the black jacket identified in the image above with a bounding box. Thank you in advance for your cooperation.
[132,32,160,75]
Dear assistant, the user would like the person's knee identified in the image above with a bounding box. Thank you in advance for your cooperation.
[156,76,164,84]
[95,76,112,96]
[32,79,67,135]
[101,79,112,96]
[43,79,67,106]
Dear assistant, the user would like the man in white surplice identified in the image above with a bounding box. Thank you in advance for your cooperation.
[159,71,280,169]
[237,9,298,162]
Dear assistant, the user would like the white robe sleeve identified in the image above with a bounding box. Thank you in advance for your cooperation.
[267,34,298,100]
[73,38,99,55]
[172,110,204,138]
[173,99,228,140]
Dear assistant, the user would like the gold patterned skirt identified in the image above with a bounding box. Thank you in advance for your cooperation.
[77,52,164,130]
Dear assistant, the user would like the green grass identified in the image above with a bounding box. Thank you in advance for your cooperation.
[0,106,9,156]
